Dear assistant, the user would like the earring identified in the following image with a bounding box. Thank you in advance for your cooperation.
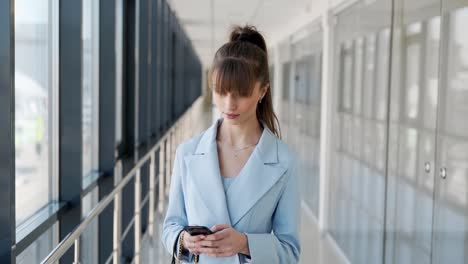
[259,98,262,104]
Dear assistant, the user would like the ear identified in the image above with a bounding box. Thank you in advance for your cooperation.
[261,83,270,97]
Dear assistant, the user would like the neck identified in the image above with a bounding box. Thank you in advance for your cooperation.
[217,116,263,147]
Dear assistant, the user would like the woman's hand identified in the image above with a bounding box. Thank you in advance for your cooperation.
[197,224,250,258]
[182,231,206,255]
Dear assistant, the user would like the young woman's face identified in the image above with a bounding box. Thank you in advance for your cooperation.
[212,80,266,125]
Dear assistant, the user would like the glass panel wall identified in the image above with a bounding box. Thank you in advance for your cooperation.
[290,24,323,217]
[278,41,292,141]
[270,1,468,263]
[81,188,99,263]
[328,1,392,263]
[432,2,468,263]
[16,223,57,263]
[384,1,441,263]
[14,0,58,225]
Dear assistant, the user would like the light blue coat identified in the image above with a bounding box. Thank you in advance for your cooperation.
[161,118,301,263]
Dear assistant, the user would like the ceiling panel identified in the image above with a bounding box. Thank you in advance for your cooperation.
[168,0,317,67]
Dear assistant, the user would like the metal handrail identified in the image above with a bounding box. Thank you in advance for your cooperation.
[40,102,196,264]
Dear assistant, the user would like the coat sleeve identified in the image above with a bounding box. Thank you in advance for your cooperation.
[161,146,193,262]
[244,157,301,263]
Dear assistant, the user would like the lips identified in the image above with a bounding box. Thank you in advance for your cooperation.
[224,113,239,119]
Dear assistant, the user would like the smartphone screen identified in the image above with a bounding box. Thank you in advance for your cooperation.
[184,226,213,236]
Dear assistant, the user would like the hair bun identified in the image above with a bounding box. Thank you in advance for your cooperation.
[236,33,250,42]
[229,25,267,53]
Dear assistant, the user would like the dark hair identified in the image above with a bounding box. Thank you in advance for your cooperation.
[209,25,281,138]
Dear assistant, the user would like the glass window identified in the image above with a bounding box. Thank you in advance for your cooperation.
[363,34,376,119]
[282,62,291,100]
[15,0,58,225]
[294,59,310,104]
[353,38,364,115]
[340,42,353,112]
[422,17,440,130]
[403,22,422,122]
[269,65,274,91]
[444,7,468,137]
[16,223,58,263]
[81,188,99,263]
[432,6,468,264]
[82,0,100,179]
[375,29,390,121]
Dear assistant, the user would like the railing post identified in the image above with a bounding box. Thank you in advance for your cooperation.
[171,129,176,183]
[148,153,156,236]
[134,168,142,264]
[73,239,80,264]
[158,142,166,213]
[165,134,171,196]
[175,124,184,146]
[113,191,122,264]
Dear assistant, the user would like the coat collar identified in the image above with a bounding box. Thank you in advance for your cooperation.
[184,118,286,226]
[194,118,279,164]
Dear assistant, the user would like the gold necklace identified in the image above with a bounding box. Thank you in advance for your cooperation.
[217,140,258,158]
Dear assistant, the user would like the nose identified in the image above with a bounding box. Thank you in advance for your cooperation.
[225,93,237,111]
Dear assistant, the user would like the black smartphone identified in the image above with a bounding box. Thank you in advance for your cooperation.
[184,225,213,236]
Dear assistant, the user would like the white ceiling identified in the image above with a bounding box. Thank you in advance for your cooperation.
[167,0,318,67]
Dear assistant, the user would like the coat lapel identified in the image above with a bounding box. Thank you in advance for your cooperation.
[226,124,286,226]
[184,119,232,226]
[184,118,287,228]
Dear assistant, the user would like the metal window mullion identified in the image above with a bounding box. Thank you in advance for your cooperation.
[58,1,84,263]
[0,0,15,262]
[134,0,140,159]
[146,0,153,142]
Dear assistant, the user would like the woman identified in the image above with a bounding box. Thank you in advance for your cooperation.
[162,25,300,264]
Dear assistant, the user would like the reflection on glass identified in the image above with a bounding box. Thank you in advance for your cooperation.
[82,0,99,178]
[444,7,468,137]
[81,188,99,263]
[287,32,323,217]
[341,41,353,111]
[16,223,57,263]
[15,0,53,225]
[404,24,421,120]
[423,17,440,130]
[280,61,291,141]
[386,1,441,263]
[363,34,376,119]
[375,29,390,121]
[354,38,363,115]
[329,1,391,263]
[433,5,468,264]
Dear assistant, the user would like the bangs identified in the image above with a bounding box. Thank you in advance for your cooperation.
[211,57,256,97]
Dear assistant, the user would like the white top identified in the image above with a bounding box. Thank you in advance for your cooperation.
[221,175,238,192]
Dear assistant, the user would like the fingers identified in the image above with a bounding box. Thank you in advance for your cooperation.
[211,224,230,233]
[198,246,235,257]
[183,232,206,254]
[186,234,206,243]
[197,239,222,248]
[204,227,229,241]
[183,225,235,257]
